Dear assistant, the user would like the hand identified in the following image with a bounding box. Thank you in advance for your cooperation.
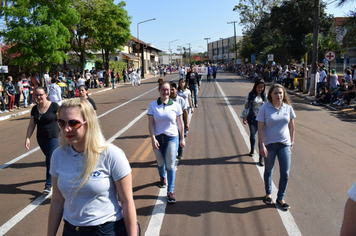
[242,117,247,125]
[151,138,159,150]
[198,86,200,90]
[260,145,268,157]
[185,124,189,131]
[25,138,30,150]
[180,138,185,148]
[191,108,194,114]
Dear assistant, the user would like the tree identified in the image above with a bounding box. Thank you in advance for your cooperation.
[0,0,79,73]
[91,0,131,73]
[342,11,356,48]
[233,0,281,34]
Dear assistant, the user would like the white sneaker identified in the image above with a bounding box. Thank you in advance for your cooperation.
[3,110,9,113]
[333,101,339,105]
[0,110,2,114]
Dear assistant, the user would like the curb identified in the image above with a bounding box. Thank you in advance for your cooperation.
[0,74,159,122]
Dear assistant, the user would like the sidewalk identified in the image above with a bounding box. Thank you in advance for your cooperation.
[0,73,160,122]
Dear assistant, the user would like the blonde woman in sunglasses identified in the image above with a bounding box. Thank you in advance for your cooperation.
[47,98,136,236]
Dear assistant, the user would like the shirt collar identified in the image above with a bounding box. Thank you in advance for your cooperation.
[157,97,173,105]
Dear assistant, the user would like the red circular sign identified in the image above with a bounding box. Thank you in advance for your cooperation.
[324,51,336,62]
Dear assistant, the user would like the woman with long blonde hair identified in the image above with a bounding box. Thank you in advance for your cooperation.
[48,98,136,236]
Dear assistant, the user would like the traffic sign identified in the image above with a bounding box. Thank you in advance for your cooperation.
[324,51,336,62]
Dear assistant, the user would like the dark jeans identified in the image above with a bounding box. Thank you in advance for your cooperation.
[63,219,127,236]
[248,119,261,157]
[37,137,59,187]
[15,94,21,108]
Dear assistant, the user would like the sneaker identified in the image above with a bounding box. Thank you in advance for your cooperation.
[43,186,52,194]
[333,100,339,105]
[0,110,2,114]
[263,195,273,205]
[3,110,9,113]
[259,157,265,166]
[344,104,350,108]
[177,154,183,160]
[167,192,176,203]
[158,177,166,188]
[276,199,290,210]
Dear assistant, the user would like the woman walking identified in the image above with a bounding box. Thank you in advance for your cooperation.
[240,79,266,166]
[25,87,59,193]
[147,78,185,203]
[256,83,296,210]
[47,98,136,236]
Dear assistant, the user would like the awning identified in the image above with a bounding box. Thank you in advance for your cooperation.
[122,53,139,61]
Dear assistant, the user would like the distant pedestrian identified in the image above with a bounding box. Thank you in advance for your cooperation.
[257,83,296,210]
[48,77,62,105]
[111,68,116,89]
[186,65,200,108]
[5,76,16,111]
[78,85,97,111]
[207,64,212,83]
[212,65,217,80]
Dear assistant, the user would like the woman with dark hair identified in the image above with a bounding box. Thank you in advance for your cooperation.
[78,85,97,111]
[25,86,59,193]
[5,76,16,111]
[147,78,185,203]
[241,79,267,166]
[256,83,296,210]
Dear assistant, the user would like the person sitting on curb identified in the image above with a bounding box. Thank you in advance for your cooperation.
[311,87,331,106]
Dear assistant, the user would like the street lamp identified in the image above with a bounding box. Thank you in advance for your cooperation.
[137,18,156,78]
[168,39,179,66]
[227,21,238,64]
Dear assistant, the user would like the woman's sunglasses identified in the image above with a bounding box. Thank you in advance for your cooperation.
[57,119,86,129]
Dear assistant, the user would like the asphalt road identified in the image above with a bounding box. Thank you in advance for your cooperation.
[0,72,355,236]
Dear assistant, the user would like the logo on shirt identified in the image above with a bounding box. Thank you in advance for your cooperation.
[91,171,101,177]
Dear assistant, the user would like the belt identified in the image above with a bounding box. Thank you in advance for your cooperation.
[64,220,113,232]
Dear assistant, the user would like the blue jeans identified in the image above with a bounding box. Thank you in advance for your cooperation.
[0,95,5,111]
[37,137,59,187]
[63,219,127,236]
[112,78,116,89]
[189,84,198,106]
[207,74,211,82]
[264,143,291,201]
[153,134,179,193]
[248,119,261,157]
[23,89,29,107]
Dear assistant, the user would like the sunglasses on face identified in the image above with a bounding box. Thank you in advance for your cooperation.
[57,119,86,129]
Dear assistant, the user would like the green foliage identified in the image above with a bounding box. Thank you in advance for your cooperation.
[233,0,281,34]
[91,0,131,71]
[0,0,80,72]
[342,10,356,48]
[95,58,127,81]
[236,0,339,64]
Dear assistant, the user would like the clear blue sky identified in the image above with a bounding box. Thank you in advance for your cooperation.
[118,0,354,54]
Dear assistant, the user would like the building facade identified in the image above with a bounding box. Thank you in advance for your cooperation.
[207,36,243,64]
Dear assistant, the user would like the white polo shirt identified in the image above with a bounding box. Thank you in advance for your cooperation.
[147,98,182,137]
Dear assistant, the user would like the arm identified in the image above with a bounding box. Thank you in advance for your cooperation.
[177,115,185,148]
[148,115,159,149]
[340,198,356,236]
[258,121,268,157]
[288,118,295,151]
[241,95,250,125]
[47,177,64,236]
[188,95,194,114]
[25,116,36,150]
[115,174,137,236]
[183,109,189,131]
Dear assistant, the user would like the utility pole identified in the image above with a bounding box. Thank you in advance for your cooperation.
[204,38,210,62]
[310,0,319,96]
[227,21,238,64]
[187,43,191,65]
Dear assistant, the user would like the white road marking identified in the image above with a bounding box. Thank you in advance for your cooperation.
[0,76,179,234]
[215,81,302,236]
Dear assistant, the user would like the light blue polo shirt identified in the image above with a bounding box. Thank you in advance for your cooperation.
[256,102,296,146]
